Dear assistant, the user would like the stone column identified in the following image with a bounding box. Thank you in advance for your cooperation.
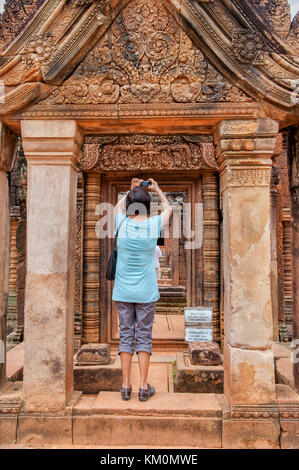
[202,173,220,343]
[21,120,83,412]
[0,123,17,388]
[82,172,101,344]
[216,119,280,448]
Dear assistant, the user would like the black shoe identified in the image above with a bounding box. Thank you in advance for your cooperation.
[120,385,132,401]
[138,383,155,402]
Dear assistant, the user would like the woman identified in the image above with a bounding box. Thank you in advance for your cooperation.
[112,178,172,402]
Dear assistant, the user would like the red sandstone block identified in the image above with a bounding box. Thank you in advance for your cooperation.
[222,419,280,449]
[76,343,111,365]
[17,416,72,445]
[0,416,17,444]
[73,415,221,448]
[188,342,222,366]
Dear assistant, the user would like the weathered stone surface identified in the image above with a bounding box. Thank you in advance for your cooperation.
[272,342,291,359]
[76,390,222,417]
[222,185,274,350]
[276,357,295,389]
[21,121,83,413]
[176,353,223,394]
[224,342,276,405]
[74,363,122,393]
[222,419,280,449]
[73,415,221,448]
[17,416,72,445]
[280,420,299,449]
[76,343,111,365]
[0,417,18,444]
[188,342,222,366]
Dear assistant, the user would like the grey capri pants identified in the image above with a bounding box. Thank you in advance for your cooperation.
[115,301,157,355]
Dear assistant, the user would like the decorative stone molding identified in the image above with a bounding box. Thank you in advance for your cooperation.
[216,118,280,172]
[0,0,45,53]
[220,168,272,193]
[81,136,218,172]
[232,29,269,65]
[21,119,83,169]
[17,101,260,121]
[231,404,279,420]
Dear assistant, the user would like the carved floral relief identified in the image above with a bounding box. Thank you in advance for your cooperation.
[81,135,218,171]
[40,0,252,106]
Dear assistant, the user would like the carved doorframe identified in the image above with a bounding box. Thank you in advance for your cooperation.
[79,135,220,348]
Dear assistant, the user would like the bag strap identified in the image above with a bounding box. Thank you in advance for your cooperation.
[112,215,126,250]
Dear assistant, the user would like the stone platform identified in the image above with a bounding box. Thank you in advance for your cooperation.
[1,342,299,448]
[1,383,299,448]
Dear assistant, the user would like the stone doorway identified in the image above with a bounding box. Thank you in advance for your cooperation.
[102,180,199,349]
[80,134,221,351]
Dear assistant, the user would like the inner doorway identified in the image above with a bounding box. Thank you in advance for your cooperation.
[99,176,204,350]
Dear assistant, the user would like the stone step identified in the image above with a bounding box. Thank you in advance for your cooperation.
[72,391,222,447]
[6,341,24,381]
[74,351,224,394]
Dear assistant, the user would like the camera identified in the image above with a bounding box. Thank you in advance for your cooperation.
[141,181,151,187]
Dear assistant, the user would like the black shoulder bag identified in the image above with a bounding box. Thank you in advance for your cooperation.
[106,216,126,281]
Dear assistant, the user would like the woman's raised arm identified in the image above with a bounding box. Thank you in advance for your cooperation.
[148,178,172,228]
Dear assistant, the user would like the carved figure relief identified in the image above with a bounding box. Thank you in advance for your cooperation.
[81,135,218,171]
[41,0,252,106]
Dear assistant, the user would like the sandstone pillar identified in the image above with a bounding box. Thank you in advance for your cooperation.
[21,120,83,412]
[216,119,280,447]
[0,122,17,388]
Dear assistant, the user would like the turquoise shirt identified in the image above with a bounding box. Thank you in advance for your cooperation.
[112,213,162,303]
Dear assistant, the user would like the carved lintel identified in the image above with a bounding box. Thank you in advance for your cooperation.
[81,135,218,171]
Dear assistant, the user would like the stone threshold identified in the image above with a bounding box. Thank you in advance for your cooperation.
[73,391,223,417]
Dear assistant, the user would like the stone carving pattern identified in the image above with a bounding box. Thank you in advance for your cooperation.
[42,0,252,105]
[74,172,84,353]
[0,0,46,53]
[221,168,272,192]
[232,29,269,65]
[81,136,218,171]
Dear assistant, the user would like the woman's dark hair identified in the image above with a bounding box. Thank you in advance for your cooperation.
[126,187,151,216]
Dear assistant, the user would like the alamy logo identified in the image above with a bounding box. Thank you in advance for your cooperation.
[95,202,204,249]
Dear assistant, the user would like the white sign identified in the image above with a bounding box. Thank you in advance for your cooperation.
[184,307,213,324]
[185,327,213,342]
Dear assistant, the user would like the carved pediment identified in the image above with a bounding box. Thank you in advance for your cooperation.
[39,0,252,106]
[0,0,298,120]
[0,0,45,53]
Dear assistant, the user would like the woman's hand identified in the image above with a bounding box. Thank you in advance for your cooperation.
[148,178,159,193]
[130,178,143,190]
